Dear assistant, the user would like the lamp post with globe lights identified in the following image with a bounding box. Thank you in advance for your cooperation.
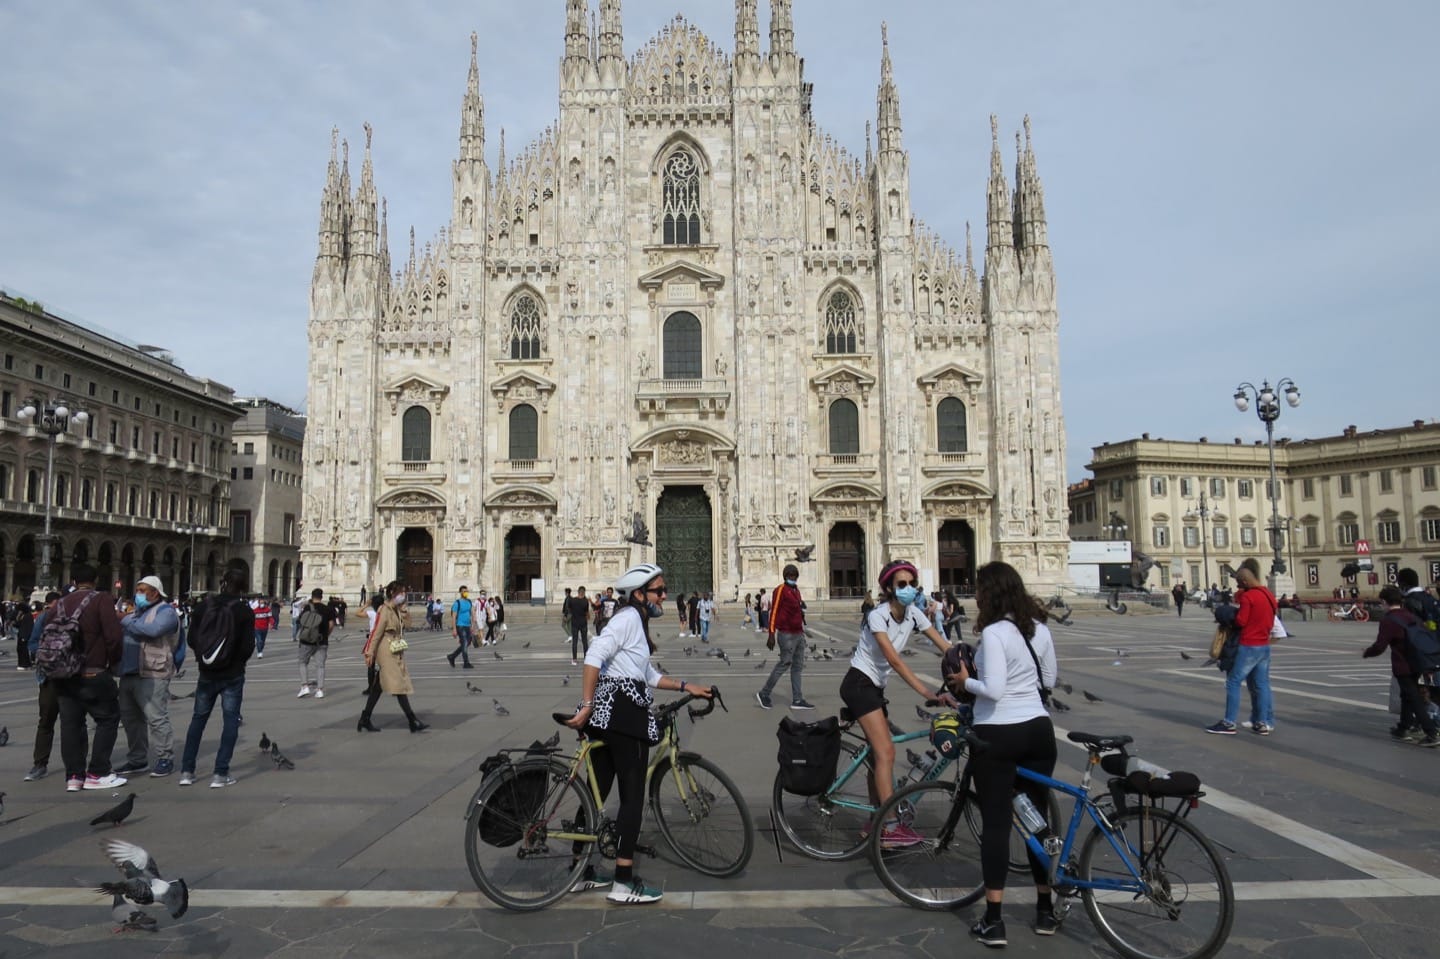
[1233,378,1301,587]
[16,397,90,597]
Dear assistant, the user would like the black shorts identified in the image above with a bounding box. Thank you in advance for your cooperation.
[840,667,889,720]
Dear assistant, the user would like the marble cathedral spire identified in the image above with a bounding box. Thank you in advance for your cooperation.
[985,115,1013,254]
[735,0,760,67]
[876,23,903,156]
[459,32,485,161]
[769,0,794,61]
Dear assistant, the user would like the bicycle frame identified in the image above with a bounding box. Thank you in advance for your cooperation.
[823,728,958,815]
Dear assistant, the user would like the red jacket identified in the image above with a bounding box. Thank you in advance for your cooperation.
[1234,585,1277,647]
[768,583,805,637]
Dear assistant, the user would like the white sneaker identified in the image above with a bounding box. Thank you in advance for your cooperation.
[257,652,263,659]
[606,877,663,904]
[298,686,312,698]
[210,775,237,789]
[314,689,325,699]
[83,773,128,790]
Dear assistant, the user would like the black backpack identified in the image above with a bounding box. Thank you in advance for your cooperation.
[190,596,244,671]
[35,591,98,679]
[1389,612,1440,675]
[776,716,842,796]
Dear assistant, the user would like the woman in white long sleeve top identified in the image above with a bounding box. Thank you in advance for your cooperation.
[565,564,712,905]
[951,561,1060,948]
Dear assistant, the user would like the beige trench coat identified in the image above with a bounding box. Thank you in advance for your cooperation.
[369,602,414,696]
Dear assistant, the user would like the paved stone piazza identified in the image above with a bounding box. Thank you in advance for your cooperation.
[1,607,1437,958]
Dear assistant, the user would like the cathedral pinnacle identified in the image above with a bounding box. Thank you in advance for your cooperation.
[735,0,760,65]
[1015,114,1049,251]
[599,0,623,62]
[986,114,1013,253]
[459,31,485,162]
[565,0,590,62]
[769,0,794,61]
[876,23,903,156]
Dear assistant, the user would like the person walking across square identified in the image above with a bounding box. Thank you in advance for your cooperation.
[295,588,335,698]
[756,564,813,710]
[447,586,475,668]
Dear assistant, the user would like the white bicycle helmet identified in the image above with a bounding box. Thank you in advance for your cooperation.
[614,563,664,599]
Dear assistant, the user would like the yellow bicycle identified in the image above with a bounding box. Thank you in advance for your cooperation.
[464,689,753,910]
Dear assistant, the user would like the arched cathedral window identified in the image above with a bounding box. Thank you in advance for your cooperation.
[662,312,702,379]
[937,397,968,453]
[508,404,538,460]
[509,295,542,360]
[823,291,859,354]
[662,149,702,245]
[829,399,860,455]
[401,406,431,462]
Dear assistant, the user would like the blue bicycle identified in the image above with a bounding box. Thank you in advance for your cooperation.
[869,729,1234,959]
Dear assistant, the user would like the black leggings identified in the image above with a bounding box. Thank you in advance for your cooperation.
[590,729,649,861]
[361,685,418,724]
[970,715,1058,891]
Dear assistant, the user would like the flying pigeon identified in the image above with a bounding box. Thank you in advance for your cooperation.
[258,732,272,752]
[269,743,295,770]
[794,544,815,562]
[0,725,8,746]
[1083,690,1104,703]
[110,892,158,933]
[98,838,189,918]
[1179,650,1193,661]
[90,793,136,828]
[466,681,483,694]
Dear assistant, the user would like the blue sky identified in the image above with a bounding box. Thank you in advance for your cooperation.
[1,1,1434,481]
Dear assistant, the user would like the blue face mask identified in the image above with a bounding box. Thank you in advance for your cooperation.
[134,593,151,610]
[893,585,919,606]
[646,602,665,619]
[785,579,797,587]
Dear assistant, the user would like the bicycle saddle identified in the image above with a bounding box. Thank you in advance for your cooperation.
[1067,731,1134,751]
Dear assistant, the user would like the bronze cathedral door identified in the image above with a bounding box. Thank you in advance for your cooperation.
[655,486,713,598]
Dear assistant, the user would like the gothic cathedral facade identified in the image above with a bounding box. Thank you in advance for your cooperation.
[301,2,1069,602]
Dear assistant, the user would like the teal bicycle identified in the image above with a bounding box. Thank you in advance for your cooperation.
[771,705,1058,865]
[870,729,1234,959]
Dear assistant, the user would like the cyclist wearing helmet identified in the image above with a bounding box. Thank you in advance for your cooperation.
[841,559,958,848]
[565,563,713,904]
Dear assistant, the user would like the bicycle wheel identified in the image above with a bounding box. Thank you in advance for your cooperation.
[868,780,985,910]
[1327,607,1341,622]
[1355,607,1370,622]
[650,754,754,877]
[960,788,1064,874]
[465,759,599,911]
[1079,807,1235,959]
[772,739,874,861]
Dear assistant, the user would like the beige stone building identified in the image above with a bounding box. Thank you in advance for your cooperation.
[302,3,1070,601]
[1069,422,1440,595]
[229,398,305,599]
[0,290,237,600]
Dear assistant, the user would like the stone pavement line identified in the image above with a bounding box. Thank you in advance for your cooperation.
[1051,720,1438,886]
[1159,668,1386,712]
[3,879,1440,913]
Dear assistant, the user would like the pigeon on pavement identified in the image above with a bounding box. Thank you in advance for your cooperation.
[90,793,137,828]
[167,690,194,701]
[523,641,531,648]
[1055,681,1074,695]
[744,648,751,657]
[562,675,570,686]
[1083,690,1104,703]
[0,726,8,746]
[269,743,295,770]
[258,732,272,752]
[754,658,768,670]
[493,649,504,661]
[110,892,158,933]
[98,838,189,918]
[466,681,483,694]
[494,699,510,716]
[1049,696,1072,712]
[0,791,6,819]
[1179,650,1193,661]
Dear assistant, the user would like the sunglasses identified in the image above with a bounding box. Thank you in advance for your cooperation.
[646,586,669,596]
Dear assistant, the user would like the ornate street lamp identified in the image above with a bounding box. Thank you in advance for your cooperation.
[1233,378,1301,579]
[1184,491,1213,591]
[17,397,89,596]
[176,519,201,597]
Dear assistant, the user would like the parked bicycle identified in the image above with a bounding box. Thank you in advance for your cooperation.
[772,704,1057,868]
[1327,602,1370,622]
[870,727,1234,959]
[464,689,754,910]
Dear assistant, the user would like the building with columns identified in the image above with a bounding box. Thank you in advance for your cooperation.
[229,398,306,600]
[1069,422,1440,596]
[301,2,1070,601]
[0,289,237,601]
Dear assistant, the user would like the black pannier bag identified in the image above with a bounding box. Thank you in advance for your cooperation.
[477,763,551,848]
[776,716,842,796]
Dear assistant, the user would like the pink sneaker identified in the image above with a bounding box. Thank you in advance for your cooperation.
[880,823,925,849]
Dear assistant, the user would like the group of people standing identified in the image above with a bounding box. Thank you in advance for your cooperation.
[444,587,507,668]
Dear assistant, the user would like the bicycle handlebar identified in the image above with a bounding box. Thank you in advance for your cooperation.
[654,686,726,722]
